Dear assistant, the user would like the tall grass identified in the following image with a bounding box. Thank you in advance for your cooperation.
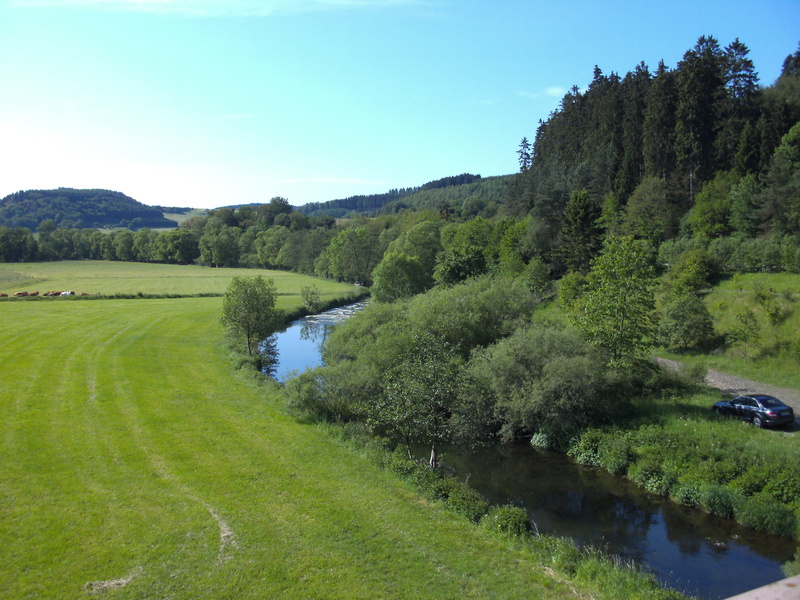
[658,272,800,389]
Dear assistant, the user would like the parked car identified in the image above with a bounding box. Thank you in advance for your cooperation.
[713,395,795,428]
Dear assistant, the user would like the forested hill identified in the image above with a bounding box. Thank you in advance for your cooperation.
[0,189,178,230]
[298,173,486,217]
[507,37,800,253]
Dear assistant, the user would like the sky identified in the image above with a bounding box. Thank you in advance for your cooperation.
[0,1,798,209]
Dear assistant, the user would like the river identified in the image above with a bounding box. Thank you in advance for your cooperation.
[273,304,798,600]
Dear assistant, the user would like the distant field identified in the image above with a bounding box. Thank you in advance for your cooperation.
[163,208,208,224]
[0,263,587,599]
[0,261,356,305]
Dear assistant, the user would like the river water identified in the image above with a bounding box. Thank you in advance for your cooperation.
[273,304,798,600]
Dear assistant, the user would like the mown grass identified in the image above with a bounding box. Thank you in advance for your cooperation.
[0,269,606,599]
[0,261,356,308]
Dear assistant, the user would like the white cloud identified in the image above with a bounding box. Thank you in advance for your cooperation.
[6,0,432,16]
[516,86,567,101]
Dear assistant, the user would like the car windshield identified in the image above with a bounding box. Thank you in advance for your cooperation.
[758,397,784,408]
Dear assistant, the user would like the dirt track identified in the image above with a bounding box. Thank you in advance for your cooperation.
[656,358,800,428]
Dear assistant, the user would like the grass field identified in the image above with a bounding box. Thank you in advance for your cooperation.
[0,261,357,307]
[0,263,593,599]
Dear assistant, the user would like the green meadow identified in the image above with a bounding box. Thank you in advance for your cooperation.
[0,260,355,308]
[0,262,595,599]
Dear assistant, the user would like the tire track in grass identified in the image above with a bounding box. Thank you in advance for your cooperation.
[101,301,241,569]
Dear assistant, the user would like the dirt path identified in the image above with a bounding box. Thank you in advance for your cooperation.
[656,358,800,427]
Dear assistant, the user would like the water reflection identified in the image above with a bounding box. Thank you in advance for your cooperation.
[271,302,368,382]
[442,445,798,600]
[272,304,798,599]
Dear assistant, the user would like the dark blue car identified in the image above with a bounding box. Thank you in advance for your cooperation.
[713,395,795,428]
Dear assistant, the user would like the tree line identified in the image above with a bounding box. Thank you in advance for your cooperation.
[508,37,800,264]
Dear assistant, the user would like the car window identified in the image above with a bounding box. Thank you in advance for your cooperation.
[759,397,782,408]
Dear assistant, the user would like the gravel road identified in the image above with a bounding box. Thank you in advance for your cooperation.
[656,358,800,428]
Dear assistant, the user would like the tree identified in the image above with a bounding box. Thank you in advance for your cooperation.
[555,189,603,274]
[371,252,431,303]
[622,176,677,244]
[659,294,715,350]
[684,170,740,238]
[675,36,726,199]
[372,335,464,469]
[316,225,384,284]
[643,61,678,180]
[575,236,657,365]
[219,276,283,357]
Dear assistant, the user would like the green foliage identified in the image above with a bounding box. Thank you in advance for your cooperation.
[658,294,715,350]
[698,484,738,518]
[300,283,323,312]
[371,252,431,303]
[385,453,489,522]
[664,248,712,295]
[735,492,797,537]
[684,170,740,238]
[728,306,760,359]
[556,271,586,309]
[0,188,177,230]
[480,505,531,537]
[375,334,464,468]
[219,275,283,356]
[555,189,603,274]
[464,325,625,442]
[524,256,553,298]
[575,236,658,364]
[315,225,386,284]
[622,176,678,244]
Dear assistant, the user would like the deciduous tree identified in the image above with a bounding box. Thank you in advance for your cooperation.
[575,236,657,365]
[219,275,283,357]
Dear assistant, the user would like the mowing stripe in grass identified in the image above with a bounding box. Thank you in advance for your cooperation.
[1,297,586,599]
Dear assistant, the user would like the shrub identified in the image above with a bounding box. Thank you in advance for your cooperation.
[699,484,738,518]
[762,467,800,505]
[529,431,553,449]
[480,505,531,537]
[567,429,603,467]
[597,437,634,476]
[628,456,664,492]
[730,465,769,497]
[439,478,490,523]
[735,492,797,537]
[658,294,715,351]
[557,271,586,309]
[670,479,702,508]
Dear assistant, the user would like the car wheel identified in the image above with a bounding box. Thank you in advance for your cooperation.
[753,416,764,428]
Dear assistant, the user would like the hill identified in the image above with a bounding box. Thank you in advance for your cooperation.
[297,173,495,218]
[0,188,178,230]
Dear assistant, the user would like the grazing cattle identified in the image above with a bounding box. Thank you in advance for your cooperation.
[13,291,29,297]
[0,293,7,297]
[30,291,39,296]
[60,290,75,296]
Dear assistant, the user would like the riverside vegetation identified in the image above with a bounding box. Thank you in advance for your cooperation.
[0,261,689,599]
[3,35,800,596]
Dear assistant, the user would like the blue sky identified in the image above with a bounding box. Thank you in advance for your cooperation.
[1,1,798,209]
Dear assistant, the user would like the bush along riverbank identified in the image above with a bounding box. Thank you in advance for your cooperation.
[564,389,800,541]
[312,421,691,600]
